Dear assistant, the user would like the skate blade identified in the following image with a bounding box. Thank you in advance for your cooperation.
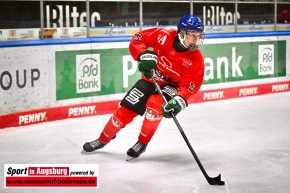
[126,155,136,161]
[81,150,88,154]
[81,150,95,154]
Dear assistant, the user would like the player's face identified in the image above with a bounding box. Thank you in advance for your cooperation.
[183,31,201,47]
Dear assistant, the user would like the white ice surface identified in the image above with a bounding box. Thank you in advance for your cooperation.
[1,92,290,193]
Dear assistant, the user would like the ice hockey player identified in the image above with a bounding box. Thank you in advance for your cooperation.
[83,14,205,161]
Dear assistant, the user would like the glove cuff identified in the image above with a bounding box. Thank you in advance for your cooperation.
[139,51,158,63]
[175,95,188,110]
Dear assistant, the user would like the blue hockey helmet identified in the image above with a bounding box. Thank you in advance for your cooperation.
[177,14,204,51]
[177,14,204,33]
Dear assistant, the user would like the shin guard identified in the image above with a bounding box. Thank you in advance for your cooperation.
[138,95,163,144]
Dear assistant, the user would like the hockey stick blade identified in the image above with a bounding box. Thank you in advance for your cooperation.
[150,70,225,186]
[207,174,225,186]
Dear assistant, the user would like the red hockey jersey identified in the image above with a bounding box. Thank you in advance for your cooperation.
[129,27,204,101]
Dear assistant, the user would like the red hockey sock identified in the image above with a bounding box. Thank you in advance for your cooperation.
[138,117,162,144]
[99,106,138,144]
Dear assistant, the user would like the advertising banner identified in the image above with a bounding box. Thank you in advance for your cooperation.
[4,164,99,188]
[55,40,286,100]
[200,40,286,84]
[55,48,140,100]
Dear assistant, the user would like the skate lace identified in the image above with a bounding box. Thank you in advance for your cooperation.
[132,142,143,152]
[90,140,102,148]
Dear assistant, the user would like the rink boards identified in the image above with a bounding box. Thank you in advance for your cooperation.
[1,32,290,128]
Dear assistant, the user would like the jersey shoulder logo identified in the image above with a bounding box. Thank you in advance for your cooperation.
[134,33,142,41]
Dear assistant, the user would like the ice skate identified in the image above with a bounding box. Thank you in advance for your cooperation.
[126,141,147,161]
[82,135,116,153]
[83,139,106,152]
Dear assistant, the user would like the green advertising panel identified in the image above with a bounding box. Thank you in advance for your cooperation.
[55,40,286,100]
[200,40,286,84]
[56,48,141,100]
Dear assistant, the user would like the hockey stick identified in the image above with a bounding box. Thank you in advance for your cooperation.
[150,70,225,186]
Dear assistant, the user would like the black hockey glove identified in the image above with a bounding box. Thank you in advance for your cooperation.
[138,50,158,79]
[162,95,188,118]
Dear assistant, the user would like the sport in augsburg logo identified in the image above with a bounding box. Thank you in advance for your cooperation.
[76,54,101,93]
